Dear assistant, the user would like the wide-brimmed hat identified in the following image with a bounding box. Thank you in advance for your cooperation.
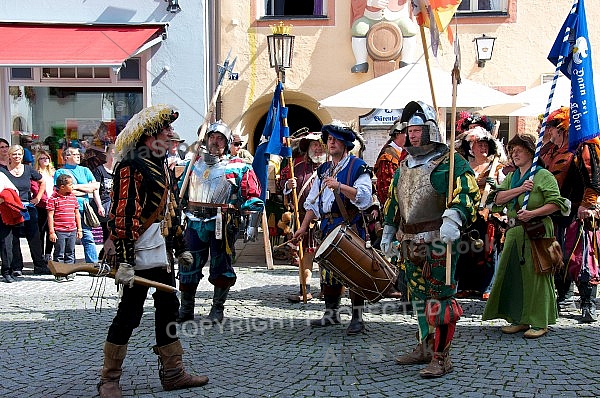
[507,133,537,157]
[321,124,356,150]
[115,104,179,155]
[299,132,322,152]
[170,132,185,142]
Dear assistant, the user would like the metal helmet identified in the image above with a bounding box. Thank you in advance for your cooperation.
[205,120,232,153]
[400,101,443,146]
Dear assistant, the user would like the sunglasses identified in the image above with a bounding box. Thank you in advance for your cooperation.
[233,142,243,147]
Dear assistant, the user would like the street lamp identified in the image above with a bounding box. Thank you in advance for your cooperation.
[473,34,496,68]
[267,22,295,83]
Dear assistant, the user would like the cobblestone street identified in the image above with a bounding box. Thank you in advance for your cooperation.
[1,240,599,397]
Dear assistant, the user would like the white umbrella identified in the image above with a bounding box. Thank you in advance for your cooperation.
[319,63,519,109]
[480,76,572,116]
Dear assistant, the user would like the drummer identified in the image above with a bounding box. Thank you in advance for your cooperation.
[293,122,373,335]
[380,101,479,378]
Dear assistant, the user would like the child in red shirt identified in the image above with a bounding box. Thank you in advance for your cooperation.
[47,174,82,281]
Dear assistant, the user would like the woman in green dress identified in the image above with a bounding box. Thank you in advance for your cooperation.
[482,133,570,339]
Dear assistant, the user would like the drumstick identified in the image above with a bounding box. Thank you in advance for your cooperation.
[310,162,343,204]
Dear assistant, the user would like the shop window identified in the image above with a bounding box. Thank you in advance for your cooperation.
[262,0,327,18]
[10,68,32,80]
[118,58,141,81]
[457,0,508,13]
[41,66,113,79]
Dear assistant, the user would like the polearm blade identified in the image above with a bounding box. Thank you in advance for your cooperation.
[180,50,237,199]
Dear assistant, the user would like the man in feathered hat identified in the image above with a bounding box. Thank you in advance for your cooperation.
[381,101,479,377]
[99,104,208,396]
[293,122,373,335]
[279,131,325,302]
[176,120,263,325]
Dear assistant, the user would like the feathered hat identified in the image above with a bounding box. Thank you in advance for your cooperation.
[457,126,507,163]
[115,104,179,159]
[546,106,569,132]
[456,111,494,133]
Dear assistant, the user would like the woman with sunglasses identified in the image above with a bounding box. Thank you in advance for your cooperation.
[32,150,56,263]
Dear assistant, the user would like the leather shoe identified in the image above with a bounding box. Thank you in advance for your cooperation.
[12,271,22,278]
[3,274,15,283]
[524,328,547,339]
[501,324,530,334]
[33,266,52,275]
[287,292,312,303]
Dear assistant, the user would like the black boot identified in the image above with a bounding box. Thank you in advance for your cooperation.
[579,283,597,323]
[177,291,196,323]
[206,286,230,324]
[310,294,341,327]
[346,293,365,335]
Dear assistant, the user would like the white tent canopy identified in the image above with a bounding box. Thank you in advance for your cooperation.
[319,63,520,109]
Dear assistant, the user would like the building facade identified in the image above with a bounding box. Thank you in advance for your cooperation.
[216,0,600,162]
[0,0,211,151]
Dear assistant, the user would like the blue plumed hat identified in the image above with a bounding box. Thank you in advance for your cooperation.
[321,124,356,150]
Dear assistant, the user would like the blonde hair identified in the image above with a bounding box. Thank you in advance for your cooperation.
[34,149,55,177]
[7,145,24,167]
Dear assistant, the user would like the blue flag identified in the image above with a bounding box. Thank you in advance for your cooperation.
[548,0,599,151]
[252,82,292,202]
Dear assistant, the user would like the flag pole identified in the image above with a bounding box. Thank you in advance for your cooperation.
[419,26,438,111]
[523,0,578,210]
[278,85,308,303]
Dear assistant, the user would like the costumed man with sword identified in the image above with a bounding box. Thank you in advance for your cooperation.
[293,123,373,335]
[176,120,263,324]
[380,101,479,378]
[98,104,209,397]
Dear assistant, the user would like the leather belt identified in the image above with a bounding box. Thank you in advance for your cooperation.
[323,212,343,222]
[402,219,442,235]
[186,202,238,218]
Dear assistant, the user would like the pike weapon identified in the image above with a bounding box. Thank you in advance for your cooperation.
[179,50,237,199]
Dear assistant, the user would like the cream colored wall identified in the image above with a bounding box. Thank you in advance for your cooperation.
[219,0,600,149]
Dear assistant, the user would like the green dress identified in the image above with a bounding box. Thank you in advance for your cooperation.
[482,168,569,328]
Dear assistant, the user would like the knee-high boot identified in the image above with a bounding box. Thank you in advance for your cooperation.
[346,292,365,335]
[206,286,230,324]
[177,290,196,323]
[97,341,127,398]
[153,340,209,391]
[310,285,343,327]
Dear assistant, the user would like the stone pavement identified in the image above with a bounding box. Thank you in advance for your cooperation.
[1,238,599,398]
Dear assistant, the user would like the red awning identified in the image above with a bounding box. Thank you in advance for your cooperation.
[0,23,165,68]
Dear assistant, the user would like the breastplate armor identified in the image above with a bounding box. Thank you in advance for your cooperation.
[396,160,446,242]
[188,159,232,204]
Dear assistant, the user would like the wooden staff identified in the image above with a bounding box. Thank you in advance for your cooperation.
[420,25,438,111]
[47,261,178,294]
[446,65,460,286]
[279,92,308,303]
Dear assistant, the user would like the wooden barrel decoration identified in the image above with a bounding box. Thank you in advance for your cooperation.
[366,21,403,61]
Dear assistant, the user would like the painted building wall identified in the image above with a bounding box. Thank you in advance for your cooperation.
[217,0,600,156]
[0,0,209,144]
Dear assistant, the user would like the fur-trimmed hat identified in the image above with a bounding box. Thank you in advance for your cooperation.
[321,124,356,150]
[507,133,537,157]
[115,104,178,157]
[459,126,502,158]
[546,106,569,132]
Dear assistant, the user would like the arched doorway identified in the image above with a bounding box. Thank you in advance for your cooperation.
[252,104,322,152]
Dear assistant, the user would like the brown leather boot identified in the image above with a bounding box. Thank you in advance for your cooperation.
[153,340,209,391]
[395,334,434,365]
[97,342,127,398]
[419,349,453,378]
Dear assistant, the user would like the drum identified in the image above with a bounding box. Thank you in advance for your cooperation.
[315,224,398,303]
